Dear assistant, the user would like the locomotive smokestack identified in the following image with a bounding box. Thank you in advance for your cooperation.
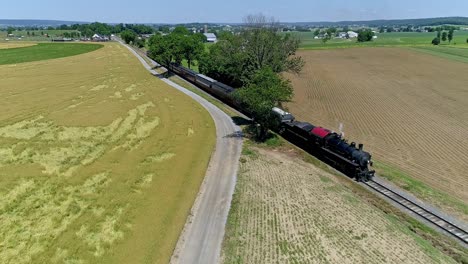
[358,144,363,150]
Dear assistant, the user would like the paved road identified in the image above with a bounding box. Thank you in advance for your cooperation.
[117,40,243,263]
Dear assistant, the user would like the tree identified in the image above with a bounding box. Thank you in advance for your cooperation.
[321,33,331,43]
[159,26,170,34]
[199,14,304,87]
[172,26,189,35]
[7,27,14,35]
[448,29,454,44]
[431,37,440,45]
[148,33,186,67]
[183,34,205,69]
[313,29,320,36]
[466,38,468,43]
[437,30,441,39]
[379,27,385,33]
[31,32,35,36]
[442,31,447,42]
[357,29,374,42]
[121,30,137,44]
[234,67,293,140]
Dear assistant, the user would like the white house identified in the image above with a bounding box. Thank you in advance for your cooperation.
[347,31,358,38]
[337,32,347,38]
[203,33,217,43]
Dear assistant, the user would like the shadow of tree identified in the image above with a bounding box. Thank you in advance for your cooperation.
[231,116,251,126]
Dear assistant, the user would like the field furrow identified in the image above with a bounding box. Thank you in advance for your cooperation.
[284,47,468,219]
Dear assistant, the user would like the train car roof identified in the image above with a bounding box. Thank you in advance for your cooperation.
[196,73,216,83]
[213,81,235,92]
[180,66,198,75]
[292,121,315,131]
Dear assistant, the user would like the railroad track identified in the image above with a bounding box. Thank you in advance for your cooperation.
[364,180,468,245]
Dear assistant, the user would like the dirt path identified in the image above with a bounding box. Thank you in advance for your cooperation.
[118,40,243,264]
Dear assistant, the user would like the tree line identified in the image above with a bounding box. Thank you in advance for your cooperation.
[431,28,456,45]
[146,26,206,67]
[3,22,155,38]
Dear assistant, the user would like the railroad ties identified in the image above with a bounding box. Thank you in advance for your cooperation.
[365,180,468,245]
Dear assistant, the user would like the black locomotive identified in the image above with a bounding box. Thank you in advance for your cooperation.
[167,62,375,181]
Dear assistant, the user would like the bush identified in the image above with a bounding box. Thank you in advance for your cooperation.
[357,29,374,42]
[431,37,440,45]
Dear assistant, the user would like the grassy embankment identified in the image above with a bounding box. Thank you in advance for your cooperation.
[0,42,215,263]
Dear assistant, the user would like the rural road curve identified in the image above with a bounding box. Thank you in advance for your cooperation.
[116,39,243,263]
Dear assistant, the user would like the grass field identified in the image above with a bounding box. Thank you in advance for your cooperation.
[283,48,468,221]
[0,42,215,263]
[410,45,468,63]
[0,43,103,65]
[222,142,460,263]
[295,31,468,49]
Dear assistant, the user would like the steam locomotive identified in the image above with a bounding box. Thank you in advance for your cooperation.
[167,62,375,181]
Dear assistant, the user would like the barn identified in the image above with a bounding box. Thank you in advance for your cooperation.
[203,33,217,43]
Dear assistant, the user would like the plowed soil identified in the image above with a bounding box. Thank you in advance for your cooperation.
[222,146,456,263]
[284,48,468,217]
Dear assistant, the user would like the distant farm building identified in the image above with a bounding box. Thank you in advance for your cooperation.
[337,32,347,38]
[203,33,217,43]
[92,34,109,42]
[347,31,358,38]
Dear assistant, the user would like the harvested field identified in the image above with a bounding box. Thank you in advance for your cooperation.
[0,43,215,263]
[0,43,102,65]
[0,42,36,49]
[284,48,468,219]
[222,145,456,263]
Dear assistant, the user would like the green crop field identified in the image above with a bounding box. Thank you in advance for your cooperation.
[294,31,468,49]
[410,45,468,63]
[0,42,215,263]
[0,43,103,65]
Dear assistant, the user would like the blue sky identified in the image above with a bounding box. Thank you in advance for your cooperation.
[3,0,468,23]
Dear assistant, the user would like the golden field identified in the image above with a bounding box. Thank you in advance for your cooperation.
[0,42,215,263]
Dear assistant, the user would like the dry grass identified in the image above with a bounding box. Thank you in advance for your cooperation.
[222,144,458,264]
[0,42,215,263]
[284,48,468,220]
[0,42,36,49]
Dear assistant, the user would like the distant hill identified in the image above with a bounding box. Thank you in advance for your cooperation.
[291,17,468,27]
[0,19,88,28]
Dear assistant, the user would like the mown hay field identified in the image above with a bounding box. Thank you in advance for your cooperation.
[222,145,457,263]
[0,42,215,263]
[284,48,468,220]
[0,43,103,65]
[0,42,37,49]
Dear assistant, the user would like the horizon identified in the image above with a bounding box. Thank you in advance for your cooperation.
[2,16,468,26]
[2,0,468,24]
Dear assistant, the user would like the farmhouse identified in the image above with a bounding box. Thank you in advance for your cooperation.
[203,33,217,42]
[337,32,347,38]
